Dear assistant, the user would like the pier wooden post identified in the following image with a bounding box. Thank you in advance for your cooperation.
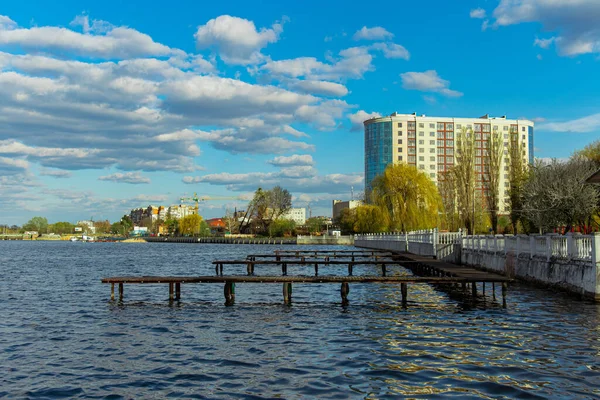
[314,263,318,276]
[401,283,408,308]
[247,262,252,275]
[381,264,387,277]
[215,263,219,275]
[219,263,224,276]
[283,282,292,304]
[502,282,507,308]
[341,282,350,306]
[462,282,467,292]
[282,263,288,276]
[118,283,123,300]
[175,282,181,300]
[169,283,174,301]
[492,282,496,300]
[348,263,353,276]
[111,283,115,300]
[224,282,235,306]
[471,282,477,298]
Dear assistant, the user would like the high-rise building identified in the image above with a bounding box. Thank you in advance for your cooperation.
[364,112,534,211]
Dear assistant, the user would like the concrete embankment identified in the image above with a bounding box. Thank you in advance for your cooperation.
[296,235,354,245]
[145,237,297,245]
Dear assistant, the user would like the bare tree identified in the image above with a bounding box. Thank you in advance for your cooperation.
[451,127,477,234]
[522,158,599,233]
[438,171,459,231]
[482,130,503,233]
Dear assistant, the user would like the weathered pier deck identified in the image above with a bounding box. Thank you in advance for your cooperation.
[102,249,511,307]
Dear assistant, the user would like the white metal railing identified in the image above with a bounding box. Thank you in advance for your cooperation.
[461,233,600,265]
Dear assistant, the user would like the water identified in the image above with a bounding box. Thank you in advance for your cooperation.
[1,241,599,399]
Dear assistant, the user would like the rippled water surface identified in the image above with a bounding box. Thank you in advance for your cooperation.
[1,241,599,399]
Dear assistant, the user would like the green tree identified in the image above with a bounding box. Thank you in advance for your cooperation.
[199,220,211,237]
[23,216,48,234]
[305,217,326,234]
[483,130,503,233]
[336,208,357,235]
[574,139,600,166]
[353,205,387,233]
[94,219,111,234]
[48,221,75,234]
[451,127,477,235]
[370,163,442,232]
[269,219,296,237]
[179,214,204,236]
[507,137,528,234]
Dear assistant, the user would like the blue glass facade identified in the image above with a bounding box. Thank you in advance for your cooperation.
[364,120,392,190]
[528,126,534,164]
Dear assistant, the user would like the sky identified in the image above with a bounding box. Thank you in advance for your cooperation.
[1,0,599,225]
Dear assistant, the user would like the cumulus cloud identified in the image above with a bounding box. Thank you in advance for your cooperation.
[470,8,487,19]
[370,42,410,60]
[0,156,29,175]
[353,26,394,41]
[39,168,72,178]
[195,15,285,65]
[285,79,349,97]
[534,37,555,49]
[348,110,381,131]
[538,113,600,133]
[98,171,151,184]
[491,0,600,56]
[0,15,17,30]
[268,154,314,167]
[400,70,463,97]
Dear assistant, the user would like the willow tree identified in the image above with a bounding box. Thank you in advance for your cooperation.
[507,138,527,234]
[451,127,477,235]
[370,163,442,232]
[482,131,503,233]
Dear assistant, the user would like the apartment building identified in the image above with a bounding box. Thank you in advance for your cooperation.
[364,112,534,212]
[281,207,306,225]
[332,200,363,220]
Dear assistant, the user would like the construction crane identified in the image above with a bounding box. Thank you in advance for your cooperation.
[180,192,201,214]
[180,193,246,214]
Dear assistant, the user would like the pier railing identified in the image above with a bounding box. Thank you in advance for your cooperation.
[354,230,462,260]
[462,233,600,265]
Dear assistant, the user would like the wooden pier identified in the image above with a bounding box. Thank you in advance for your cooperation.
[102,249,511,307]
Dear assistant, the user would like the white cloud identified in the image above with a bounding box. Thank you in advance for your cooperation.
[534,36,555,49]
[348,110,381,131]
[370,42,410,60]
[285,79,349,97]
[268,154,314,167]
[0,15,17,30]
[539,113,600,133]
[470,8,487,19]
[400,70,463,97]
[0,156,29,175]
[39,168,72,178]
[0,17,182,59]
[353,26,394,41]
[98,171,151,184]
[195,15,284,65]
[492,0,600,56]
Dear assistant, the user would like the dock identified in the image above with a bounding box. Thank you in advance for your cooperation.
[102,249,511,307]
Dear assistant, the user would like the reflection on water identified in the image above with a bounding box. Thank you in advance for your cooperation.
[0,241,599,398]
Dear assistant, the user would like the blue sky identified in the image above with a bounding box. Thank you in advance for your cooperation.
[1,0,599,225]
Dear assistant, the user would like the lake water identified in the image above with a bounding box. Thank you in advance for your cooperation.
[1,241,599,399]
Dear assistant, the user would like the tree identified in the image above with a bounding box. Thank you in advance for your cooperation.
[179,214,204,236]
[451,127,477,235]
[48,221,75,234]
[353,205,387,233]
[305,217,326,234]
[507,137,528,234]
[337,208,357,235]
[483,130,503,233]
[522,158,599,233]
[94,220,111,234]
[574,139,600,166]
[23,216,48,234]
[438,171,460,231]
[268,186,292,220]
[370,163,442,232]
[223,208,239,234]
[241,186,292,235]
[269,219,296,237]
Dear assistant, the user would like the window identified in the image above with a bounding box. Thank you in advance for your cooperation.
[419,156,425,161]
[397,147,403,152]
[408,155,416,163]
[504,142,508,147]
[475,166,482,172]
[504,134,508,139]
[446,148,454,155]
[504,182,509,188]
[408,122,416,129]
[437,132,445,139]
[456,124,462,129]
[398,122,402,128]
[408,148,416,154]
[476,157,482,164]
[522,135,526,141]
[419,148,424,153]
[437,123,445,130]
[408,139,416,146]
[504,158,509,164]
[504,174,508,179]
[419,123,424,128]
[408,131,416,138]
[446,123,454,130]
[430,173,436,178]
[437,148,445,154]
[398,156,403,161]
[429,123,435,128]
[437,140,445,147]
[493,125,498,131]
[430,132,435,137]
[419,131,425,136]
[522,126,525,132]
[438,155,445,163]
[446,132,454,139]
[438,164,445,171]
[483,124,490,133]
[418,139,424,145]
[430,148,435,153]
[430,156,435,161]
[474,124,482,132]
[430,164,435,170]
[504,166,509,171]
[419,164,425,170]
[446,140,454,147]
[397,139,403,144]
[504,150,508,155]
[430,140,435,145]
[503,126,508,131]
[467,124,472,129]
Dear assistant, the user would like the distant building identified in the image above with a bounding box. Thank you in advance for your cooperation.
[586,168,600,184]
[332,200,363,220]
[76,220,96,234]
[281,208,306,225]
[166,204,196,220]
